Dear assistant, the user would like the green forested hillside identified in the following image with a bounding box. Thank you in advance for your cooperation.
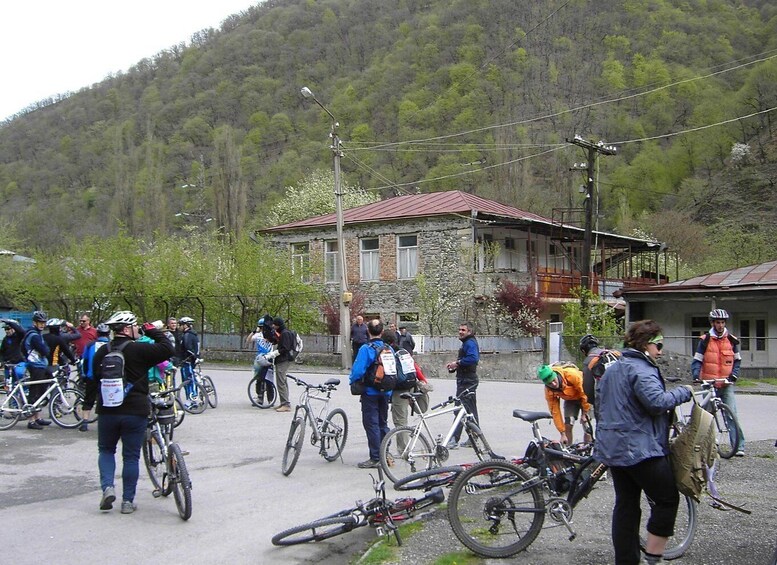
[1,0,776,274]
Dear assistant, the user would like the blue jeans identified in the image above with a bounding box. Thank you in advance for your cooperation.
[361,394,389,461]
[715,384,745,451]
[97,413,147,503]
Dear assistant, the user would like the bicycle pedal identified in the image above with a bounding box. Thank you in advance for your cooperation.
[152,489,162,498]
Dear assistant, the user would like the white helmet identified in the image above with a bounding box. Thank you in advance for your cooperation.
[179,316,194,325]
[45,318,64,328]
[105,310,138,327]
[709,309,729,321]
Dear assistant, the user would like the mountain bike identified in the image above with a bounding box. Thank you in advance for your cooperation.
[142,386,192,520]
[378,388,498,485]
[0,365,85,429]
[178,358,217,413]
[684,378,742,459]
[247,365,277,408]
[271,465,445,546]
[445,408,697,559]
[281,375,348,476]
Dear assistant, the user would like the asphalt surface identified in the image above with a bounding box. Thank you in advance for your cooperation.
[1,366,775,565]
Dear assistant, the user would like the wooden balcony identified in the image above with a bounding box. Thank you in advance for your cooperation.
[536,268,662,300]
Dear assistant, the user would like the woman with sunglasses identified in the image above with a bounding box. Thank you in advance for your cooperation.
[594,320,693,565]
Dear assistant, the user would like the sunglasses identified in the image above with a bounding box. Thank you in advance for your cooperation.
[654,342,664,351]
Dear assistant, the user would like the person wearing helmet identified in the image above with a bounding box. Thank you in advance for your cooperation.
[82,311,173,514]
[0,318,26,382]
[537,363,592,444]
[246,316,279,405]
[20,311,52,429]
[78,323,112,431]
[178,317,200,407]
[691,308,745,456]
[43,318,78,368]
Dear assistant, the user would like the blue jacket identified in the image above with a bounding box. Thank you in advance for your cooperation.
[349,338,392,397]
[22,328,50,369]
[594,348,691,467]
[81,337,110,378]
[456,334,479,379]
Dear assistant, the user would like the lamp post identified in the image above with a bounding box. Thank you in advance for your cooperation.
[301,87,351,369]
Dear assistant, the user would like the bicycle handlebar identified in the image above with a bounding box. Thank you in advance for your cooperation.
[288,374,340,391]
[429,385,476,411]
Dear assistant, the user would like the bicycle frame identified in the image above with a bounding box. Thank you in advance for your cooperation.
[3,374,71,416]
[294,381,334,443]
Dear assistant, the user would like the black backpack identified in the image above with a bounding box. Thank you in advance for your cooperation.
[363,343,399,391]
[99,341,132,407]
[394,348,418,391]
[587,349,621,380]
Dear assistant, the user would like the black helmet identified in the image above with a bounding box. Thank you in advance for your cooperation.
[579,334,599,354]
[32,310,48,323]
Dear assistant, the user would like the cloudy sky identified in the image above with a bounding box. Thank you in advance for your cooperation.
[1,1,258,120]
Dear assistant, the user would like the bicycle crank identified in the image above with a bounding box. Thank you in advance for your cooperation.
[546,497,576,540]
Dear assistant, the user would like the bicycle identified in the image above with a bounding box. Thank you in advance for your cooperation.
[158,366,185,430]
[281,374,348,476]
[271,465,445,546]
[247,364,277,408]
[142,386,192,520]
[0,364,86,430]
[445,408,697,559]
[177,358,217,414]
[378,388,498,485]
[684,378,742,459]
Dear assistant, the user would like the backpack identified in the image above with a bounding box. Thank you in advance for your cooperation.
[394,348,418,391]
[99,341,133,408]
[289,331,304,360]
[587,349,622,380]
[21,329,45,365]
[669,396,718,502]
[363,343,398,391]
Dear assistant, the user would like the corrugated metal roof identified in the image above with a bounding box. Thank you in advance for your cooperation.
[260,190,553,232]
[625,260,777,294]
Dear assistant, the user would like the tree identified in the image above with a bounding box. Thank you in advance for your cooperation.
[561,287,622,363]
[491,279,545,337]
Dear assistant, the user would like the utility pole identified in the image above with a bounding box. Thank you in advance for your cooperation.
[566,135,617,302]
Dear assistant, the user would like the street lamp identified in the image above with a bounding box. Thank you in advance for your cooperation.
[301,86,351,370]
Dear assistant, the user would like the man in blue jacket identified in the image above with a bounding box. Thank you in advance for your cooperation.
[446,321,480,448]
[349,319,391,469]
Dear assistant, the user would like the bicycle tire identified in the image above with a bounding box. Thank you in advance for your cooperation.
[179,383,207,414]
[248,375,277,408]
[380,425,436,485]
[464,421,495,461]
[169,442,192,520]
[271,514,360,546]
[393,465,464,491]
[320,408,348,462]
[640,493,697,560]
[49,388,84,429]
[0,390,22,430]
[202,375,218,408]
[282,411,307,476]
[143,431,166,495]
[173,397,185,429]
[715,402,740,459]
[447,459,545,558]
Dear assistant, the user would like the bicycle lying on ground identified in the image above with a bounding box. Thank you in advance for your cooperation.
[0,364,85,430]
[378,388,498,485]
[271,465,445,546]
[281,374,348,476]
[443,408,697,559]
[142,386,192,521]
[686,378,742,459]
[177,358,217,414]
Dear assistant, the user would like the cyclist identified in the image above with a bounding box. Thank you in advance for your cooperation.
[691,308,745,457]
[537,363,592,444]
[20,311,52,429]
[78,323,111,431]
[247,316,278,404]
[178,316,201,408]
[0,318,25,381]
[43,318,79,368]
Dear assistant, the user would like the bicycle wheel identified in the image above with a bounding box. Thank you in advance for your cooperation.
[272,514,360,546]
[172,397,185,429]
[320,408,348,462]
[640,493,697,560]
[447,459,545,558]
[380,425,435,485]
[281,411,307,476]
[464,421,495,461]
[179,383,207,414]
[168,442,192,521]
[247,375,277,408]
[714,402,740,459]
[0,390,22,430]
[202,375,218,408]
[49,388,84,428]
[142,431,166,496]
[393,465,464,491]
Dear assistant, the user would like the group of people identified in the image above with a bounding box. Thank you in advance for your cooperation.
[535,310,744,564]
[246,314,298,412]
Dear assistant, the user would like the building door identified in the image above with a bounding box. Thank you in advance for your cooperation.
[738,317,768,368]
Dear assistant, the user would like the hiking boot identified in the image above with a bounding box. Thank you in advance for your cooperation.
[36,418,52,426]
[275,404,291,412]
[27,421,44,430]
[357,459,379,469]
[100,487,116,511]
[120,501,137,514]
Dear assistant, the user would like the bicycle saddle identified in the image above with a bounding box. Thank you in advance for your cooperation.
[513,409,552,422]
[324,378,340,387]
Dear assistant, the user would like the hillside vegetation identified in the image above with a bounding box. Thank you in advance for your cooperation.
[1,0,776,275]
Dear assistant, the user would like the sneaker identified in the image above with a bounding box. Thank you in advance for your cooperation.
[445,439,459,450]
[460,439,473,448]
[735,450,745,457]
[78,422,88,432]
[36,418,52,426]
[27,421,44,430]
[120,500,137,514]
[100,487,116,511]
[357,459,380,469]
[275,404,291,412]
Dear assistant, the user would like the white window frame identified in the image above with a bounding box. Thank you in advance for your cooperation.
[291,243,310,282]
[360,237,380,281]
[397,234,418,279]
[324,240,339,283]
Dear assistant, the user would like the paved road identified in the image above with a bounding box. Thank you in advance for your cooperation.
[1,367,775,564]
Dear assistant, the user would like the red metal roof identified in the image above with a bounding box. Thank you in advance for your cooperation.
[625,260,777,294]
[260,190,554,232]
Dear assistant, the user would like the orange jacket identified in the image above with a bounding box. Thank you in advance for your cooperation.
[544,363,591,433]
[698,333,740,379]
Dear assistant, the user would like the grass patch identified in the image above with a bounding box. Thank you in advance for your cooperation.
[432,551,483,565]
[738,378,777,387]
[753,453,774,459]
[357,520,425,565]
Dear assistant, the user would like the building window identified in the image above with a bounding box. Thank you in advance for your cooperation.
[325,240,339,283]
[690,316,709,353]
[360,237,379,281]
[291,243,309,282]
[397,234,418,279]
[739,318,767,352]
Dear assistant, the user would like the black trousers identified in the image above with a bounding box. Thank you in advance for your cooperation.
[452,377,478,442]
[609,455,680,565]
